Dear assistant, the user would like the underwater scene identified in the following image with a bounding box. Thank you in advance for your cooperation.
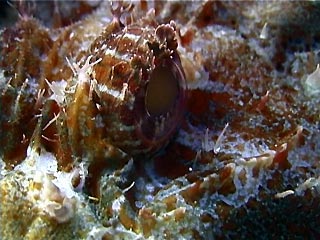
[0,1,320,239]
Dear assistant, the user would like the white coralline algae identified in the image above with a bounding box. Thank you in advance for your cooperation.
[304,64,320,96]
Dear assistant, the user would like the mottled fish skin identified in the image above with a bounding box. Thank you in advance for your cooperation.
[0,1,187,171]
[1,1,320,239]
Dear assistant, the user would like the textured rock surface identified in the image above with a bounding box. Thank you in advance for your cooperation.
[1,1,320,239]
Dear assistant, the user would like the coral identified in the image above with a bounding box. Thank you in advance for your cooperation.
[1,1,320,239]
[0,148,108,239]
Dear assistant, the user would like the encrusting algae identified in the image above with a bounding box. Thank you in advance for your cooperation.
[1,1,320,239]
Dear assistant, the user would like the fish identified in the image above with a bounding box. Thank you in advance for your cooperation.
[0,1,320,239]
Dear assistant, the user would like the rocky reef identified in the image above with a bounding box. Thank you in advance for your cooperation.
[1,1,320,239]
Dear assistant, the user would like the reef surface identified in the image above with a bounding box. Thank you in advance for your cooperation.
[1,1,320,239]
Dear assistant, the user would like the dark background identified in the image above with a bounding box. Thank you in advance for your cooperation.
[0,0,17,28]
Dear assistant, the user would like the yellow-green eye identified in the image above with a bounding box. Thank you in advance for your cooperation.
[133,57,186,151]
[145,66,179,117]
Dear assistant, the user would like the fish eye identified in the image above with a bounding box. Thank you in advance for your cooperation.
[133,56,186,152]
[145,65,180,117]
